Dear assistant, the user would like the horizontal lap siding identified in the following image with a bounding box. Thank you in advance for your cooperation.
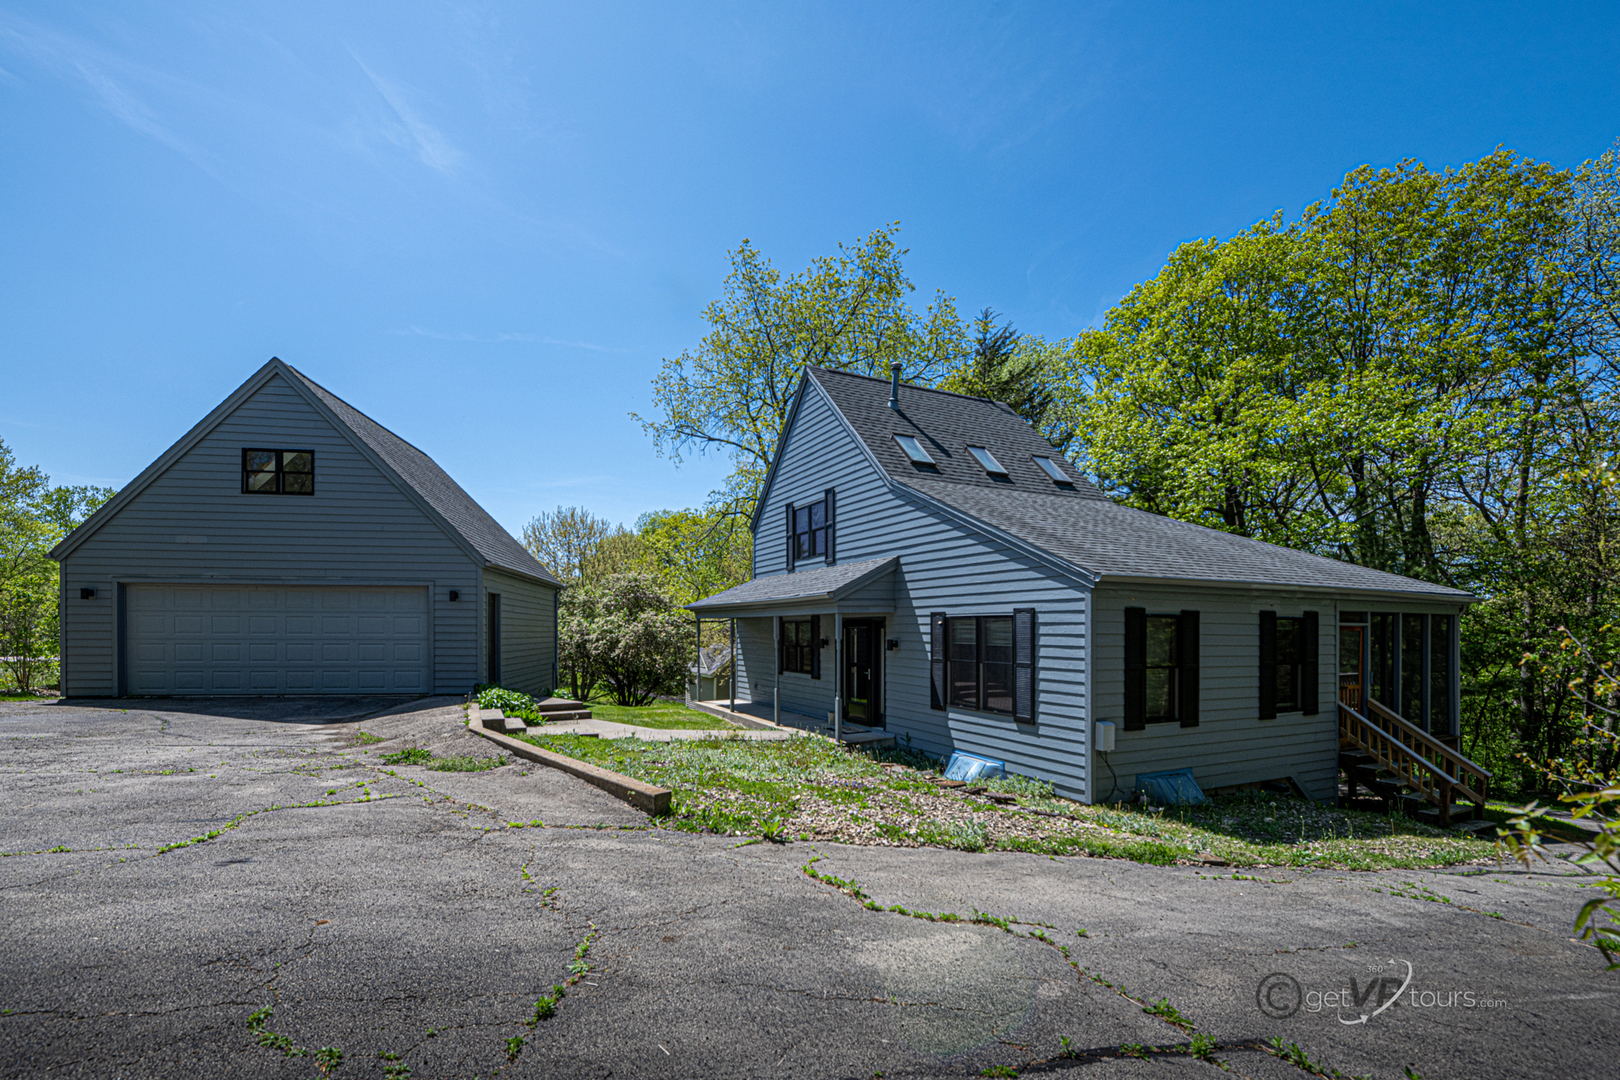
[1093,584,1343,801]
[753,383,1093,800]
[486,568,558,699]
[60,374,482,696]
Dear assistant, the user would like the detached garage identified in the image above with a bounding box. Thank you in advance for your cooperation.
[50,358,560,698]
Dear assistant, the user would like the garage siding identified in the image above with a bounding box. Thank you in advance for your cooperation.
[58,373,481,696]
[484,568,558,698]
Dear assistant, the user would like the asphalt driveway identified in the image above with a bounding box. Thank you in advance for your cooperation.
[0,697,1610,1079]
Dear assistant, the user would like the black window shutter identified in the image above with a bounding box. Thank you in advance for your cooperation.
[1013,608,1036,722]
[930,612,947,710]
[824,488,835,565]
[1301,610,1319,715]
[1178,609,1200,728]
[810,614,821,680]
[785,503,796,571]
[1124,607,1147,731]
[1259,610,1277,720]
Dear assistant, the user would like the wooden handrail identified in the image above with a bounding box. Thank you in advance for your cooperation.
[1338,701,1489,821]
[1365,698,1491,784]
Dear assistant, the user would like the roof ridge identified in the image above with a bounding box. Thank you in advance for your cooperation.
[282,363,438,462]
[805,364,1014,408]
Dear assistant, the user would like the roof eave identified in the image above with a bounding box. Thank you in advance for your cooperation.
[1095,573,1477,603]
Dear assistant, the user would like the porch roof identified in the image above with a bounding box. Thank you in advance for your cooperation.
[687,556,897,616]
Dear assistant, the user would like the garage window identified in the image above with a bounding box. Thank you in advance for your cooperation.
[243,449,315,495]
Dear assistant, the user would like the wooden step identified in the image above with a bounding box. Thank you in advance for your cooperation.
[1415,803,1484,826]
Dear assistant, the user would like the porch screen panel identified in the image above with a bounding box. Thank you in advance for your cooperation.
[1370,614,1396,708]
[1430,614,1453,736]
[1401,615,1424,723]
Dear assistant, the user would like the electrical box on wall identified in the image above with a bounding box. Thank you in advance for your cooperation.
[1095,720,1116,753]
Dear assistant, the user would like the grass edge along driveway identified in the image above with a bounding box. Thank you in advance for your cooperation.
[515,730,1498,871]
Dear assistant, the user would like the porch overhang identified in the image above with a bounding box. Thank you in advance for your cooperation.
[686,556,898,618]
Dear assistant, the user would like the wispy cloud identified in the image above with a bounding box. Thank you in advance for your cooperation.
[0,15,217,175]
[350,51,463,173]
[389,326,625,352]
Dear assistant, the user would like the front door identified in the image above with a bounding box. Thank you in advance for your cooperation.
[842,620,883,726]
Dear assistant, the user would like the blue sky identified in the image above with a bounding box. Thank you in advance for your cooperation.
[3,2,1617,535]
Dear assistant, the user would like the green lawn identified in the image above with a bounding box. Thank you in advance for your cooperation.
[578,701,739,731]
[518,731,1500,870]
[0,692,57,702]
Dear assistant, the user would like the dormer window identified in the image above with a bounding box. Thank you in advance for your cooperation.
[1033,456,1074,485]
[893,433,935,465]
[786,490,835,569]
[966,446,1007,476]
[243,449,314,495]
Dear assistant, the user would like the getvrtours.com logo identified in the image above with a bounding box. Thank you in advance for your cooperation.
[1256,961,1509,1025]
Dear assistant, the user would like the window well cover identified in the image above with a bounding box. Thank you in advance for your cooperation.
[967,446,1007,474]
[1134,767,1208,807]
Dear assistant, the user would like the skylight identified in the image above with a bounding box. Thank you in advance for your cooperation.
[967,446,1007,475]
[1033,456,1074,484]
[893,433,935,465]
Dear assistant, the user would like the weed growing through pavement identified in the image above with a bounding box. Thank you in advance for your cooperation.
[1142,997,1192,1029]
[504,925,598,1063]
[382,747,433,766]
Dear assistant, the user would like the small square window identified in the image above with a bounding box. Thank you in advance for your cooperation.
[242,449,315,495]
[967,446,1007,475]
[893,433,935,465]
[1033,456,1073,484]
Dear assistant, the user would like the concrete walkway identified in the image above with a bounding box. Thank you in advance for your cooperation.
[689,698,897,746]
[533,715,795,742]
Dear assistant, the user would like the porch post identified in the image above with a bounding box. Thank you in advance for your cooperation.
[773,616,781,726]
[833,611,843,743]
[692,614,700,702]
[729,617,736,712]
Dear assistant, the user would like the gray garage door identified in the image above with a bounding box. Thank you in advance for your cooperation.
[125,584,429,695]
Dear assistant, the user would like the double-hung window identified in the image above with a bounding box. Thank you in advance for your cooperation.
[1124,608,1201,730]
[780,617,819,677]
[931,610,1035,720]
[243,449,315,495]
[785,490,835,569]
[1258,610,1318,719]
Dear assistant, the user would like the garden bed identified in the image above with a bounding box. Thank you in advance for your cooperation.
[516,731,1500,870]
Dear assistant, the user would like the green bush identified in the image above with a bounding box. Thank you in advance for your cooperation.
[475,684,536,713]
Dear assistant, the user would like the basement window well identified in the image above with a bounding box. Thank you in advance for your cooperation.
[893,434,935,465]
[967,446,1007,475]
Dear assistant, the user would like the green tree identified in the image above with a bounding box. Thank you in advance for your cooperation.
[1058,145,1620,794]
[559,574,692,706]
[0,438,115,691]
[634,507,751,608]
[938,308,1075,452]
[636,224,969,516]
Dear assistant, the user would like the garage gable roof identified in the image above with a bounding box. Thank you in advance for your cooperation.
[51,359,561,588]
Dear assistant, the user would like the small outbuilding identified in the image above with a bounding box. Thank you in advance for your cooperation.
[50,358,560,698]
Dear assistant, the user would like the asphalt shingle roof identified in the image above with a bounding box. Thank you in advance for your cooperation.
[289,366,561,587]
[689,556,897,611]
[806,367,1469,599]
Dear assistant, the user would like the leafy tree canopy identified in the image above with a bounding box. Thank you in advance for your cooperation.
[636,223,968,516]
